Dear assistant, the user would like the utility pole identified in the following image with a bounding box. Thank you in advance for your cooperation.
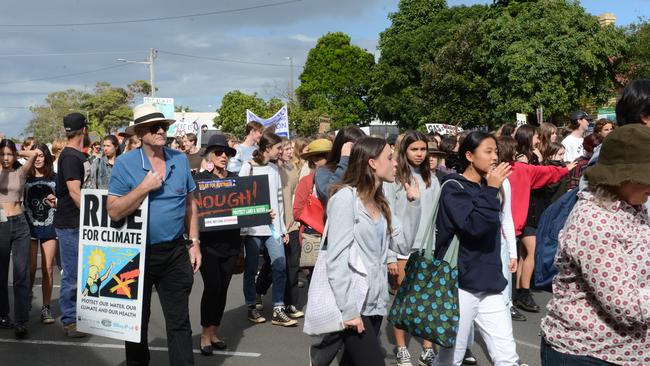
[117,48,157,97]
[149,48,156,97]
[285,56,294,102]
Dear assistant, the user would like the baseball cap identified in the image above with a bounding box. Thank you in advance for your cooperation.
[63,112,88,132]
[570,111,593,123]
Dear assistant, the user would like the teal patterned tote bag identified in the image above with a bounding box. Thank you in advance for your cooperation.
[388,179,462,348]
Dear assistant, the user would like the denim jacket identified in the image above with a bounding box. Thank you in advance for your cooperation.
[89,156,113,189]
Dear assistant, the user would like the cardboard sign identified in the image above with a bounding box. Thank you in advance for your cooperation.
[76,189,148,343]
[194,176,272,231]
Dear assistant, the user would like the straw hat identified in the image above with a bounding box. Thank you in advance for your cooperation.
[125,104,175,136]
[301,139,332,158]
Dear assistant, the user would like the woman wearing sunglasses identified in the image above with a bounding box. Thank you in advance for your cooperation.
[192,134,241,355]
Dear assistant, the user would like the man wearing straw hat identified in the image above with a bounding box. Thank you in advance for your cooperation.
[107,104,201,366]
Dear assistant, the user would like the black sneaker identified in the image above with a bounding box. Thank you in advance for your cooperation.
[41,305,55,324]
[462,349,477,365]
[271,307,298,327]
[285,305,304,319]
[14,324,27,339]
[247,308,266,324]
[514,291,540,313]
[418,347,436,366]
[510,306,527,321]
[0,316,14,329]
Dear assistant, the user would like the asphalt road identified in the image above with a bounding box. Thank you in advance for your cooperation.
[2,261,549,366]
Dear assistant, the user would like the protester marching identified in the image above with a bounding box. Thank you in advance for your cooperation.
[0,77,646,366]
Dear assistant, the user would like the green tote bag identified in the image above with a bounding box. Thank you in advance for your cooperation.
[388,179,462,348]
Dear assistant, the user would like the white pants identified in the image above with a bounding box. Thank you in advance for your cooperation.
[434,289,519,366]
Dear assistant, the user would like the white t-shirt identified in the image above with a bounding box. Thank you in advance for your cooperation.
[562,134,583,162]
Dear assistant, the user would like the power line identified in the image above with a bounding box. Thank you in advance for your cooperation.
[0,63,131,85]
[0,106,31,109]
[0,50,143,58]
[158,50,303,68]
[0,0,302,27]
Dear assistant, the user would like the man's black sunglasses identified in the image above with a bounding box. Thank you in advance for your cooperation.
[147,123,168,134]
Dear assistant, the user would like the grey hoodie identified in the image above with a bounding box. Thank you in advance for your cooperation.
[384,167,440,263]
[326,186,421,321]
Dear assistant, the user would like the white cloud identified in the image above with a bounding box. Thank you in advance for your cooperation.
[289,34,317,43]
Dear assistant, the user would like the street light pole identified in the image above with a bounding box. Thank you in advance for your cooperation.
[285,56,294,102]
[117,48,156,97]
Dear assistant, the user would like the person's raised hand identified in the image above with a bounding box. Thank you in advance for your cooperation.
[341,142,354,157]
[404,177,420,201]
[486,162,512,189]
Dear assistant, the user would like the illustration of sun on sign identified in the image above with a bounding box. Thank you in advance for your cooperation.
[81,245,140,300]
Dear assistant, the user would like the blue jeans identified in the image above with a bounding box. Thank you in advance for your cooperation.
[243,236,286,307]
[541,337,616,366]
[56,228,79,326]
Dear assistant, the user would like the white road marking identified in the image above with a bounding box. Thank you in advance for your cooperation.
[0,338,261,357]
[516,339,540,350]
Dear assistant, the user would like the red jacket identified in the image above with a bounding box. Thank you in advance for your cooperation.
[508,162,569,236]
[293,172,315,222]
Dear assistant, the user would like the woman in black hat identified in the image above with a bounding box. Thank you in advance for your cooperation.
[193,134,239,355]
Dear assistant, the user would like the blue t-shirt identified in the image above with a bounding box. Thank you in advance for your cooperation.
[108,147,196,245]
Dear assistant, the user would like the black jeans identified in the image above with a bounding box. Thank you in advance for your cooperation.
[199,245,237,327]
[310,315,385,366]
[125,241,194,366]
[256,230,301,306]
[541,337,616,366]
[0,215,31,324]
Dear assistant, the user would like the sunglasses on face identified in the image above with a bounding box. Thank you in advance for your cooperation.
[213,149,235,158]
[147,123,168,134]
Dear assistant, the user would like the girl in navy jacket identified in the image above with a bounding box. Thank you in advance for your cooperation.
[433,132,520,366]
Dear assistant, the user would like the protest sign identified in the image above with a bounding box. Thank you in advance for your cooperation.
[516,113,527,126]
[425,123,463,135]
[194,176,272,231]
[246,105,290,138]
[76,189,148,343]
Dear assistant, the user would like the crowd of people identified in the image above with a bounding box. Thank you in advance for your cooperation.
[0,79,648,366]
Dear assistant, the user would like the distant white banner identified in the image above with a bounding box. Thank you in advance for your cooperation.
[425,124,463,136]
[246,106,290,138]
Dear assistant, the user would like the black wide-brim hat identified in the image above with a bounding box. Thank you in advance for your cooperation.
[584,124,650,186]
[203,133,236,157]
[125,104,175,136]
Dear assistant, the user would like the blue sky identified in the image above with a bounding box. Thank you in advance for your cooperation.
[0,0,646,138]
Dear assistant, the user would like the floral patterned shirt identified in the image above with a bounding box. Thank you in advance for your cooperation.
[541,191,650,365]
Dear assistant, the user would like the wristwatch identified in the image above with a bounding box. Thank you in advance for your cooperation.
[190,237,200,246]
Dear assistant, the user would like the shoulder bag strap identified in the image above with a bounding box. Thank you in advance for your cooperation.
[421,179,464,266]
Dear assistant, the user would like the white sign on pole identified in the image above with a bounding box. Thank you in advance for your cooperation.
[246,105,290,138]
[76,189,148,343]
[425,123,463,135]
[516,113,527,126]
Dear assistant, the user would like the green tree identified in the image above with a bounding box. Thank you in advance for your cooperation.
[175,105,193,112]
[371,1,485,129]
[25,89,90,143]
[296,32,375,130]
[476,0,627,123]
[617,20,650,83]
[214,91,269,137]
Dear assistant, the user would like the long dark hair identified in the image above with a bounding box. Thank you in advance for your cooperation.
[0,139,21,170]
[396,130,431,188]
[104,135,121,157]
[325,125,365,171]
[514,124,537,163]
[331,137,393,235]
[252,132,282,165]
[28,143,54,178]
[458,131,497,173]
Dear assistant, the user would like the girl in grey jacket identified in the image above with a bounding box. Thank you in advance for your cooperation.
[310,137,421,366]
[384,130,441,366]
